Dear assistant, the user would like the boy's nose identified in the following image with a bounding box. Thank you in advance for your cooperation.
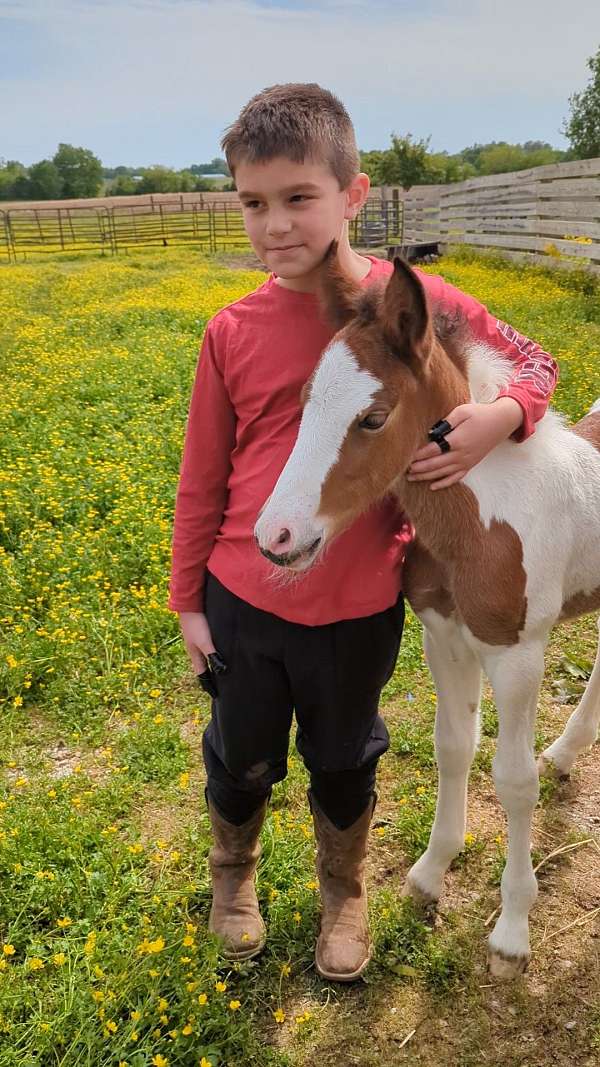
[266,214,292,236]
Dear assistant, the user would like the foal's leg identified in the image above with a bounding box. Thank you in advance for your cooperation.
[539,616,600,777]
[403,612,482,906]
[482,640,546,978]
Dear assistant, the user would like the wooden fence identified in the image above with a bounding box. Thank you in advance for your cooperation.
[1,157,599,268]
[400,158,600,272]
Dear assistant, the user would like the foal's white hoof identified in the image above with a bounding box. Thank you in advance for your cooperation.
[537,751,571,781]
[487,948,530,979]
[401,875,439,911]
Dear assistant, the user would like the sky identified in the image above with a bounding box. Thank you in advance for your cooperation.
[1,0,598,169]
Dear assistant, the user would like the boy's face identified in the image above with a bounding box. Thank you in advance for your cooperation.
[236,156,369,280]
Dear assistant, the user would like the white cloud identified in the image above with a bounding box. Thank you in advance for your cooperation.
[1,0,597,165]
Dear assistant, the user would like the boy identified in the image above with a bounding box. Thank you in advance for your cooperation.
[168,83,558,982]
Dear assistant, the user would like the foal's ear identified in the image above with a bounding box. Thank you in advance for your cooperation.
[318,240,361,331]
[382,257,433,362]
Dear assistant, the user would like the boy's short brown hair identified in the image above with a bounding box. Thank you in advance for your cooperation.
[222,83,360,189]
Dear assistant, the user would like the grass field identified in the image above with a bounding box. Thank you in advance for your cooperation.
[1,247,600,1067]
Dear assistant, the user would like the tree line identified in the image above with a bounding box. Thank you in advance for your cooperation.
[0,148,233,202]
[1,44,598,201]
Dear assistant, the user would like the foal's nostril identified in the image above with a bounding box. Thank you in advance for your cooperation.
[277,529,291,546]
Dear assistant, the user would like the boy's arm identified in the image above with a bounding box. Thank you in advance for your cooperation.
[168,322,236,612]
[408,274,559,490]
[440,277,559,442]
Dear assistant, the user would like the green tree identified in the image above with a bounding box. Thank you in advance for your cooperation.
[424,152,476,183]
[52,143,103,198]
[478,143,528,174]
[0,159,27,199]
[189,157,230,176]
[136,166,184,194]
[178,169,197,192]
[477,142,564,174]
[359,149,387,184]
[27,159,63,199]
[376,134,433,190]
[563,45,600,158]
[107,174,138,196]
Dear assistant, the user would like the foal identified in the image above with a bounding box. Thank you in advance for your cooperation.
[254,251,600,978]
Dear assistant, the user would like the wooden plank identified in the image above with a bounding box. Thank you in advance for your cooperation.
[440,177,600,207]
[536,200,600,217]
[534,220,600,240]
[442,156,600,193]
[441,203,539,220]
[440,186,540,207]
[441,218,597,240]
[448,232,600,260]
[441,218,600,240]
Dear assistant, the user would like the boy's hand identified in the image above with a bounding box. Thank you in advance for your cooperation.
[407,398,523,490]
[178,611,218,674]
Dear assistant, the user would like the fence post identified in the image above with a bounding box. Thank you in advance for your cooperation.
[1,210,14,262]
[57,209,65,251]
[109,207,118,255]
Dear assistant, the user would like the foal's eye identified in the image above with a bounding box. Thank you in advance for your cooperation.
[358,411,388,431]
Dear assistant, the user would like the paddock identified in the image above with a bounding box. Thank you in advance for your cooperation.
[0,247,599,1066]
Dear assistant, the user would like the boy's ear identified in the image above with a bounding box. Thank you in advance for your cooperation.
[318,240,361,331]
[382,257,433,363]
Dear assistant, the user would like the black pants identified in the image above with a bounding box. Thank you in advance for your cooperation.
[203,572,404,829]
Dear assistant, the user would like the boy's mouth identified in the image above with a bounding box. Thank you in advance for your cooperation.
[267,244,303,252]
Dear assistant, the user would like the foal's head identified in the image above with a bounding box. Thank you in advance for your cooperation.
[254,245,468,571]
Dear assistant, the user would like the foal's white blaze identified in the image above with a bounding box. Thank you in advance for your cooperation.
[254,340,382,556]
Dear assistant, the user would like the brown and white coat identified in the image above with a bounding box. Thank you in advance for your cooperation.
[254,251,600,978]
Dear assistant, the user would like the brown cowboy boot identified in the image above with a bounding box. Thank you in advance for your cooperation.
[309,792,375,982]
[207,797,268,961]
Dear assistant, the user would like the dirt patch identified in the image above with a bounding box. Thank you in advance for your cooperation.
[214,251,268,272]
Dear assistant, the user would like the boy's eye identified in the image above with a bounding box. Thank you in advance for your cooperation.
[290,195,310,203]
[244,200,261,209]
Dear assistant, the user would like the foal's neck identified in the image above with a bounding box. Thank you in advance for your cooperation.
[397,342,476,562]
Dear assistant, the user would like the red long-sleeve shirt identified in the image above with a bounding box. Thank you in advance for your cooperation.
[168,256,558,623]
